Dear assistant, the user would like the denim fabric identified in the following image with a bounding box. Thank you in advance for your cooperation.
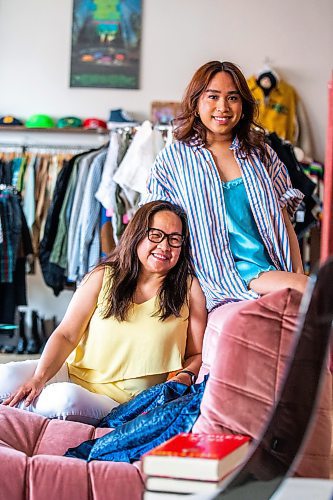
[98,379,190,428]
[64,377,207,463]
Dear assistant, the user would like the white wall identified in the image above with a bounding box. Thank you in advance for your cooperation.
[0,0,332,160]
[0,0,332,320]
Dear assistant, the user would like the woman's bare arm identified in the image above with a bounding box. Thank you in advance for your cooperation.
[169,277,207,385]
[4,268,105,406]
[282,207,304,273]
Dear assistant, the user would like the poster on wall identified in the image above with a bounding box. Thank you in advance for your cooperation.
[70,0,142,89]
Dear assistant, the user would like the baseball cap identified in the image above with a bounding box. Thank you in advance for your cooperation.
[83,118,107,130]
[57,116,82,128]
[26,114,55,128]
[0,115,23,126]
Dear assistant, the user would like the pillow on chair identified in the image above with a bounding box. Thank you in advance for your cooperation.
[193,288,332,478]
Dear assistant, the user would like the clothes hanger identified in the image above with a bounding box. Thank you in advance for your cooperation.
[255,57,280,97]
[257,57,280,82]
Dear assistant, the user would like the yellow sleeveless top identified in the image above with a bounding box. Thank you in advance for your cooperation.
[67,266,189,403]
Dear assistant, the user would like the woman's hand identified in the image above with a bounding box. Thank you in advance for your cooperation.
[282,207,304,273]
[2,376,45,407]
[167,372,192,386]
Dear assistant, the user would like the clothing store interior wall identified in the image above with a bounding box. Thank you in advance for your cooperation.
[0,0,332,321]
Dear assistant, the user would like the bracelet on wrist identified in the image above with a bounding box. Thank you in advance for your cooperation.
[175,370,197,385]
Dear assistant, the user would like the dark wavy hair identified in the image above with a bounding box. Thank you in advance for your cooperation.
[98,201,193,322]
[173,60,267,159]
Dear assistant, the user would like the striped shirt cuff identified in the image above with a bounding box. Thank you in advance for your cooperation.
[279,187,304,217]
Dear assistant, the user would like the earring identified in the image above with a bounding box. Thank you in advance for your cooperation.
[194,111,200,118]
[241,114,245,119]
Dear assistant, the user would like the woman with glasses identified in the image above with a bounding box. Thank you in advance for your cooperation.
[0,201,206,423]
[142,61,308,312]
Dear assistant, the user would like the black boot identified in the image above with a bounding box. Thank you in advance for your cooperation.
[26,310,41,354]
[16,310,28,354]
[39,315,57,353]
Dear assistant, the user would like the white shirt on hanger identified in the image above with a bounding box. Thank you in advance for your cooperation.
[113,120,165,194]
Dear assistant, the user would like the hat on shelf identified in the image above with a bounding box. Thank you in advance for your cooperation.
[25,114,55,128]
[107,109,138,129]
[0,115,24,126]
[57,116,83,128]
[83,117,108,130]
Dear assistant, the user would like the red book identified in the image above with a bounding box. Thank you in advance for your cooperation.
[142,433,251,482]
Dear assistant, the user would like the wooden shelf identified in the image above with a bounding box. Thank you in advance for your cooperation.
[0,126,108,135]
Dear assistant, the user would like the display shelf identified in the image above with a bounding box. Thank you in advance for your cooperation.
[0,125,109,149]
[0,126,108,135]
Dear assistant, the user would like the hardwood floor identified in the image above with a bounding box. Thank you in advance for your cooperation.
[0,354,40,363]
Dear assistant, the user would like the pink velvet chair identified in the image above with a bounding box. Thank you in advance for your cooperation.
[193,287,332,479]
[0,287,331,499]
[0,407,144,500]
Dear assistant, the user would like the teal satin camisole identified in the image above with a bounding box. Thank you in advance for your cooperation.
[222,177,276,286]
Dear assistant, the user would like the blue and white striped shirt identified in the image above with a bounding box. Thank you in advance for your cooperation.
[141,136,304,311]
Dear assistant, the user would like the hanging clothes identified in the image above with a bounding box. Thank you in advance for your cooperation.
[267,132,318,238]
[0,186,33,325]
[22,155,36,230]
[100,207,115,257]
[247,75,298,143]
[113,120,165,194]
[3,123,171,295]
[39,158,75,295]
[67,148,106,282]
[49,154,83,270]
[78,148,107,280]
[96,122,169,243]
[247,73,313,158]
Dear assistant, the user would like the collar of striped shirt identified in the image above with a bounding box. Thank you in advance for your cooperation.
[188,134,247,158]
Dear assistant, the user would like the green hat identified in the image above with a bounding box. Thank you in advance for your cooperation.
[26,114,55,128]
[57,116,82,128]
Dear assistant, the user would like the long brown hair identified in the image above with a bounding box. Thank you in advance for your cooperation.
[99,201,193,321]
[174,60,266,159]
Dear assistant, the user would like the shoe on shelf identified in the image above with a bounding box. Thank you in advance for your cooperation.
[16,310,27,354]
[107,109,138,129]
[26,310,41,354]
[1,345,16,354]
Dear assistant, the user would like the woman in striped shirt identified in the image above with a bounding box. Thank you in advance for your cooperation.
[141,61,308,312]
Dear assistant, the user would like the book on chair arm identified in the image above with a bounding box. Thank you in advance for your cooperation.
[142,433,250,482]
[145,475,230,494]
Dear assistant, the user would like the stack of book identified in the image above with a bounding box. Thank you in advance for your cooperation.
[142,432,251,498]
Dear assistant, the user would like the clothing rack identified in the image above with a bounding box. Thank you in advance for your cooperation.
[154,124,173,131]
[26,144,105,154]
[0,123,172,149]
[0,142,107,156]
[0,183,18,193]
[109,123,173,133]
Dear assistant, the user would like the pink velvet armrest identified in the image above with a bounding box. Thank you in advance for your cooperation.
[0,405,144,500]
[193,288,332,478]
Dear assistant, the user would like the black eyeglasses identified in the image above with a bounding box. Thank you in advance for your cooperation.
[147,227,185,248]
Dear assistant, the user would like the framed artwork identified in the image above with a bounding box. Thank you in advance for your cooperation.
[70,0,142,89]
[150,101,182,125]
